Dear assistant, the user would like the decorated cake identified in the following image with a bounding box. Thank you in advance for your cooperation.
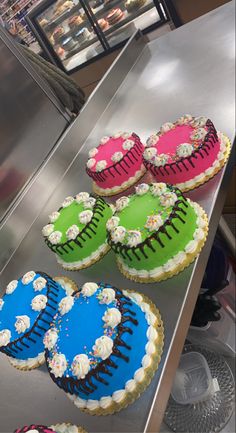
[106,8,124,25]
[143,115,231,192]
[45,282,164,415]
[14,423,87,433]
[107,182,208,282]
[68,15,83,29]
[86,132,146,196]
[75,28,91,44]
[0,272,74,370]
[98,18,109,31]
[42,192,113,270]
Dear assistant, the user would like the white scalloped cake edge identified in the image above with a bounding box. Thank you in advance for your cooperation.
[93,165,146,195]
[8,351,45,370]
[56,242,109,270]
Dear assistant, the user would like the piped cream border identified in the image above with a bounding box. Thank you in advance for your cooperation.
[8,351,45,371]
[66,290,164,415]
[56,243,110,271]
[50,423,87,433]
[92,165,146,197]
[116,201,208,283]
[175,133,231,192]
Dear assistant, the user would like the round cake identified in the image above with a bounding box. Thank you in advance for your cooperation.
[107,182,208,282]
[45,282,164,415]
[98,18,109,31]
[14,423,86,433]
[86,132,146,196]
[42,192,113,270]
[143,115,231,192]
[106,8,124,25]
[68,15,83,29]
[53,27,65,43]
[75,28,91,44]
[0,272,74,370]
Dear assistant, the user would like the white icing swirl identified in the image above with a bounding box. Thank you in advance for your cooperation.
[177,114,193,124]
[58,296,74,315]
[31,294,47,311]
[100,396,113,409]
[48,231,62,245]
[15,315,30,334]
[62,196,74,208]
[126,230,142,247]
[89,147,98,158]
[0,299,4,311]
[49,211,60,223]
[161,122,174,133]
[98,288,116,305]
[33,277,47,292]
[159,191,177,207]
[100,136,110,144]
[115,196,129,211]
[81,282,98,297]
[0,329,11,347]
[93,335,113,360]
[106,216,120,231]
[102,308,121,328]
[43,328,58,350]
[6,280,18,294]
[122,139,135,150]
[185,239,198,254]
[125,379,136,392]
[150,183,167,196]
[96,160,107,172]
[113,131,123,139]
[42,224,54,237]
[176,143,194,158]
[79,210,93,225]
[122,132,131,139]
[191,116,208,127]
[49,353,67,378]
[66,225,80,240]
[112,389,126,403]
[143,147,157,161]
[146,135,159,147]
[135,183,149,195]
[190,127,207,141]
[22,271,36,285]
[134,367,145,382]
[83,197,96,209]
[111,226,126,243]
[72,353,90,379]
[111,151,123,162]
[87,158,96,169]
[145,214,163,231]
[153,154,169,166]
[75,192,90,203]
[194,227,205,240]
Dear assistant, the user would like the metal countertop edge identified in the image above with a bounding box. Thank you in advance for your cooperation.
[144,137,236,433]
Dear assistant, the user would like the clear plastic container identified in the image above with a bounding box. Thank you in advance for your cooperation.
[171,351,213,404]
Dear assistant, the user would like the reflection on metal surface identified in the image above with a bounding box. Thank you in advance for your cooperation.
[0,3,235,432]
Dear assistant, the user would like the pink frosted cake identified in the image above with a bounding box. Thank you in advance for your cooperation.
[143,115,230,192]
[86,132,146,196]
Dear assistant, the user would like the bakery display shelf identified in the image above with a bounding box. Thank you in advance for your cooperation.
[0,2,235,432]
[43,4,81,30]
[63,34,99,60]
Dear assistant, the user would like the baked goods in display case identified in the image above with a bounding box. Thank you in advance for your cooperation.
[54,0,75,17]
[39,18,49,27]
[62,36,77,50]
[42,192,113,270]
[68,14,84,30]
[14,423,87,433]
[98,18,109,31]
[0,271,75,370]
[86,132,146,196]
[56,46,66,59]
[143,115,231,192]
[53,26,65,42]
[44,281,164,415]
[75,28,92,44]
[125,0,147,12]
[107,182,208,282]
[106,8,125,25]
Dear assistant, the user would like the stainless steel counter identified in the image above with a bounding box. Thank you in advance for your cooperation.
[0,2,235,432]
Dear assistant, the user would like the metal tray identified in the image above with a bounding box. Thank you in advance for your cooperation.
[0,2,235,432]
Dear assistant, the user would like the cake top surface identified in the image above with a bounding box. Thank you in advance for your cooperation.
[42,192,107,245]
[14,426,56,433]
[86,132,140,173]
[45,282,151,399]
[0,272,50,347]
[107,182,184,247]
[143,115,215,167]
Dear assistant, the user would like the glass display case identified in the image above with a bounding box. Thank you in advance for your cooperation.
[26,0,169,72]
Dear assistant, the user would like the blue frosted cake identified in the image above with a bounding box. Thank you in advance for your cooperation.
[45,282,164,415]
[0,271,75,370]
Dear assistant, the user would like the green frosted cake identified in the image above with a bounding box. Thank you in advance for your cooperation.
[107,183,208,282]
[42,193,113,270]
